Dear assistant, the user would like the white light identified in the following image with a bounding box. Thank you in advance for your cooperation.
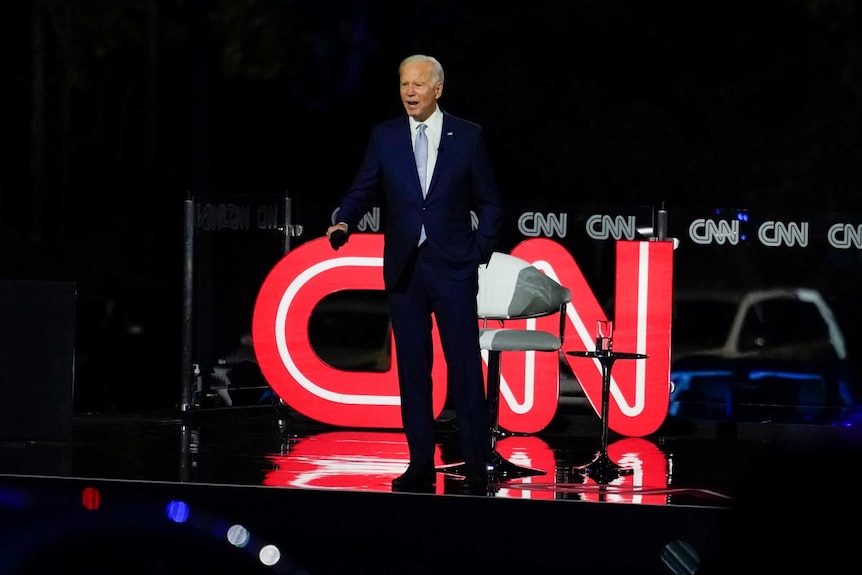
[259,544,281,567]
[226,524,250,548]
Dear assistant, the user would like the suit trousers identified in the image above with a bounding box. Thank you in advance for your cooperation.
[387,244,492,468]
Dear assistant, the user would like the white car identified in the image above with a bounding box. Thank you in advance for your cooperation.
[671,287,846,364]
[668,287,860,424]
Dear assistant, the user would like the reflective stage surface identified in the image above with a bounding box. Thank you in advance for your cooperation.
[69,404,746,504]
[2,393,861,575]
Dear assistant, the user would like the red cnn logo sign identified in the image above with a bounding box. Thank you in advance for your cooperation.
[252,235,673,436]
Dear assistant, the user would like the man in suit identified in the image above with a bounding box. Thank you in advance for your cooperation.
[326,54,503,492]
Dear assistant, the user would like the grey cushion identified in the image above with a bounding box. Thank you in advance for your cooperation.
[478,328,563,352]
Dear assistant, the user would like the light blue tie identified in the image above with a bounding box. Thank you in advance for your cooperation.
[415,123,428,195]
[415,123,428,245]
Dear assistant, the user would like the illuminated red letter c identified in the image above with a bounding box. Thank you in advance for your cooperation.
[252,234,448,427]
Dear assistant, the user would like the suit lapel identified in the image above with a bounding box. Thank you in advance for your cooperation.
[395,117,425,198]
[428,113,454,197]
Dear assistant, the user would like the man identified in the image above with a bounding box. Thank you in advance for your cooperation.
[326,54,503,492]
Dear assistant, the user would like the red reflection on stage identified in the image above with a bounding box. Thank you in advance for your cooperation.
[259,431,670,503]
[492,436,558,500]
[261,431,561,498]
[578,438,670,505]
[262,431,445,493]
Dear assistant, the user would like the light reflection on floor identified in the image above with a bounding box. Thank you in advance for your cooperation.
[16,403,858,511]
[259,428,730,505]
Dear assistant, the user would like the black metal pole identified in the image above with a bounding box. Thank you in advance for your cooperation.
[181,195,195,411]
[599,356,615,452]
[283,190,293,255]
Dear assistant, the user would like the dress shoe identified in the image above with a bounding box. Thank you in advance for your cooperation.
[391,464,436,492]
[460,461,491,494]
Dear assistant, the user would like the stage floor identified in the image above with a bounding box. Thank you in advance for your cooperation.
[1,393,861,574]
[27,403,756,503]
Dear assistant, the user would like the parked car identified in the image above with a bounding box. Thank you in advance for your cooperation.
[667,287,862,425]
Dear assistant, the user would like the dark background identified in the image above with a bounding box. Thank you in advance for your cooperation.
[1,0,860,413]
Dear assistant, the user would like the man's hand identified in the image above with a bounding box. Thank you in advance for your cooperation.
[326,223,349,250]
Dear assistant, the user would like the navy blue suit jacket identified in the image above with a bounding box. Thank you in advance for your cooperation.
[336,110,503,289]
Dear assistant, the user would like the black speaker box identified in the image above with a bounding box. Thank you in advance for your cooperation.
[0,280,75,442]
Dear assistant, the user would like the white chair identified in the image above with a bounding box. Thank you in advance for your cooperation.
[443,251,572,481]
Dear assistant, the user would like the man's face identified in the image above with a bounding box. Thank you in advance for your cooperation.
[400,61,442,122]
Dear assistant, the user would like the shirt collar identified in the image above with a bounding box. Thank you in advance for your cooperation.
[409,106,443,134]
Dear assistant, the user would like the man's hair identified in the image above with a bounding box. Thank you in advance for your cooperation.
[399,54,444,85]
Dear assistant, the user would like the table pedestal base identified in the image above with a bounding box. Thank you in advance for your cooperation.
[575,450,634,484]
